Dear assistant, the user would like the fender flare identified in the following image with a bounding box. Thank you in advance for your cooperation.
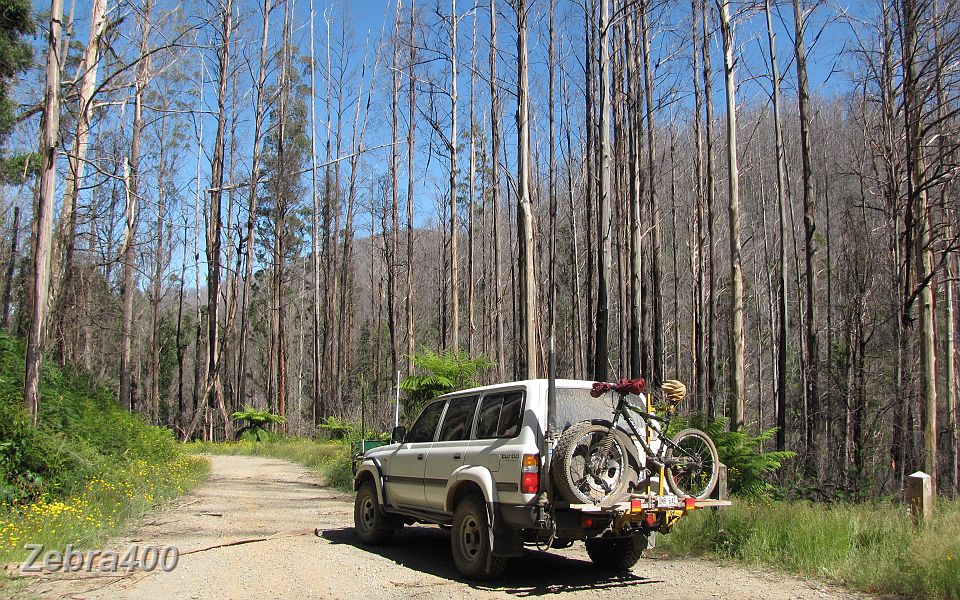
[444,465,523,558]
[444,464,498,512]
[353,458,387,507]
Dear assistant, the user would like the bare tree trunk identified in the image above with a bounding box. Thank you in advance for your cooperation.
[2,207,20,330]
[793,0,819,473]
[625,5,642,379]
[468,10,478,357]
[594,0,612,381]
[309,0,323,423]
[765,0,789,451]
[516,0,537,377]
[702,0,717,413]
[387,1,401,387]
[206,0,234,440]
[690,0,705,408]
[901,0,937,495]
[24,0,64,422]
[448,0,460,351]
[237,0,271,411]
[406,0,417,376]
[947,247,957,490]
[561,63,585,376]
[718,0,744,430]
[119,0,155,413]
[175,237,187,433]
[51,0,107,360]
[150,112,169,424]
[641,0,663,384]
[489,0,505,379]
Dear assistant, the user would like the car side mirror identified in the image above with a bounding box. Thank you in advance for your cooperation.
[391,425,406,444]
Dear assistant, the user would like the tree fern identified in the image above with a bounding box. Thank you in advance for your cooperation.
[670,415,795,497]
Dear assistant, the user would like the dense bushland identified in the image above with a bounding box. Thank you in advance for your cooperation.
[0,333,209,562]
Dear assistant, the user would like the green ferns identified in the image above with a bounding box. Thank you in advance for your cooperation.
[669,415,795,497]
[398,350,493,421]
[231,406,284,442]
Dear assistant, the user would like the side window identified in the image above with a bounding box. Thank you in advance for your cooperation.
[438,396,479,442]
[497,392,523,437]
[475,391,525,439]
[407,401,445,443]
[476,395,504,438]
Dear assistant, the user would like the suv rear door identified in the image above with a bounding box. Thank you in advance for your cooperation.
[423,394,479,509]
[385,399,446,508]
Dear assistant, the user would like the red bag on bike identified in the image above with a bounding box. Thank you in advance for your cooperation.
[590,378,645,398]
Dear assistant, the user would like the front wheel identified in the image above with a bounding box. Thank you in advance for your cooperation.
[664,428,719,499]
[354,480,395,544]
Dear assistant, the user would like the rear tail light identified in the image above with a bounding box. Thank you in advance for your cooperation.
[521,454,539,493]
[685,497,697,511]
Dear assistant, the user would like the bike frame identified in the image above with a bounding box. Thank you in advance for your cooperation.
[605,392,688,469]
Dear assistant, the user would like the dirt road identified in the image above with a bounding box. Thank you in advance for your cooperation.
[29,455,870,600]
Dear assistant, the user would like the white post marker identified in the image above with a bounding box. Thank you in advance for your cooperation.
[907,471,933,526]
[394,370,401,428]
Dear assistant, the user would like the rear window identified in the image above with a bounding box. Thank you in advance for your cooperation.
[550,386,635,432]
[438,396,479,441]
[475,391,524,438]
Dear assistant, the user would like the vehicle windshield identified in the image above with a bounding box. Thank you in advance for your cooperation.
[549,386,644,434]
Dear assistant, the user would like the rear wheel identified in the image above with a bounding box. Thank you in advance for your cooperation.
[585,535,647,570]
[552,421,639,505]
[664,428,719,499]
[450,495,509,580]
[354,480,394,545]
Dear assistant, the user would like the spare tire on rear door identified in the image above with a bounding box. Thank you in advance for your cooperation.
[551,421,639,505]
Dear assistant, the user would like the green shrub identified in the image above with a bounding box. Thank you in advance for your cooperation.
[660,498,960,599]
[232,405,285,441]
[0,332,209,561]
[399,349,493,421]
[669,415,795,497]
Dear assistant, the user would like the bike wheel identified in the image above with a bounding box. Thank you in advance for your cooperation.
[552,421,638,505]
[664,428,719,499]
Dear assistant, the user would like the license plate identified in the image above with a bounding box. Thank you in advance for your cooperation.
[655,494,681,508]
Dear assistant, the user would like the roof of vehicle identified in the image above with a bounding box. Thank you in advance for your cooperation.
[435,379,597,399]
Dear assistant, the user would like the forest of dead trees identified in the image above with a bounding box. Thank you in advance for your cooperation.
[2,0,959,499]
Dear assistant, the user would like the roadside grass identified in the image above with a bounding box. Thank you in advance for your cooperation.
[0,455,209,563]
[0,332,210,565]
[658,497,960,599]
[190,438,354,491]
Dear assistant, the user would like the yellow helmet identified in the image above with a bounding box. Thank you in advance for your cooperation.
[661,380,686,405]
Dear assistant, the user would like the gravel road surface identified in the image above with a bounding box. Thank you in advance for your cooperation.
[27,455,873,600]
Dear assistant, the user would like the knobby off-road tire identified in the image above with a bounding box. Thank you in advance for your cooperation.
[354,480,394,545]
[552,421,639,505]
[664,428,720,499]
[450,495,509,580]
[585,535,648,571]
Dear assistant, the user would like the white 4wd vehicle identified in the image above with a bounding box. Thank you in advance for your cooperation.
[352,378,721,580]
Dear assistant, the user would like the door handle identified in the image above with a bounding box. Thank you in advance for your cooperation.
[453,453,462,460]
[417,454,424,460]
